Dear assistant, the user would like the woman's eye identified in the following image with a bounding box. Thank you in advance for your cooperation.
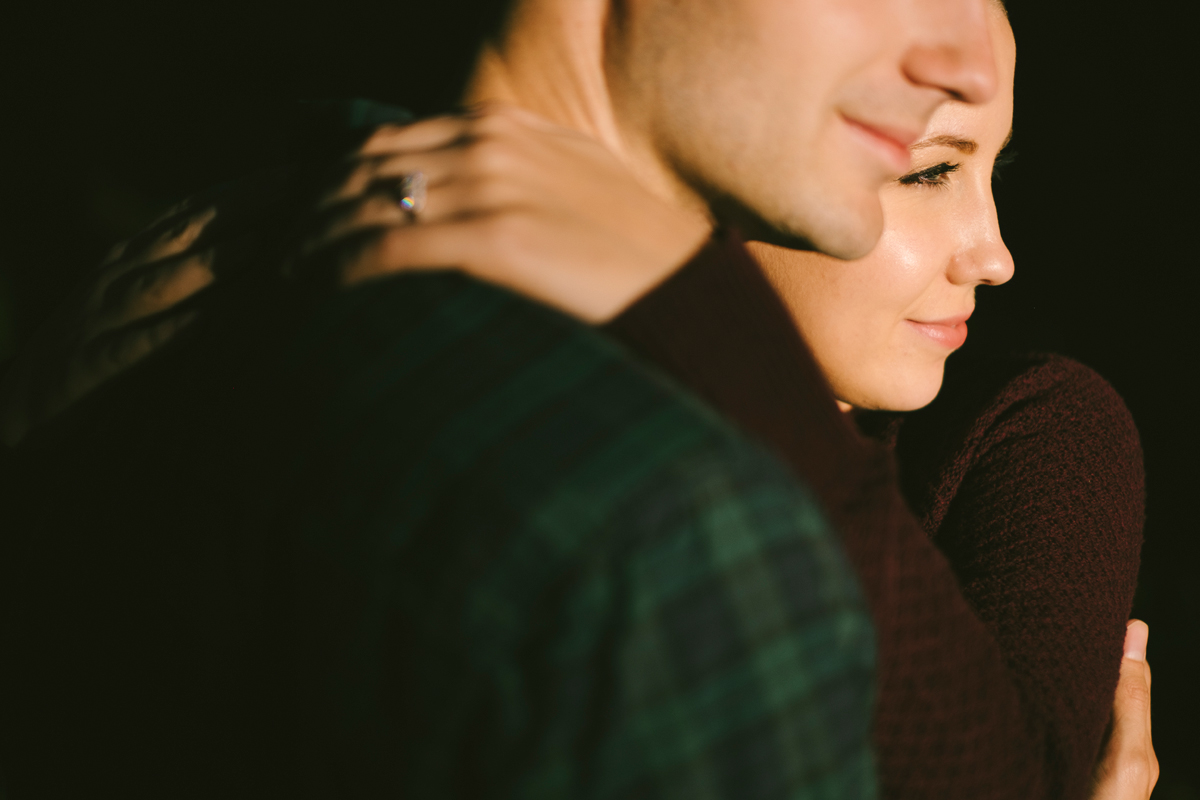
[898,162,960,187]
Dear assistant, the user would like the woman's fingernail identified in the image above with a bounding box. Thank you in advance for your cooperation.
[1124,619,1149,661]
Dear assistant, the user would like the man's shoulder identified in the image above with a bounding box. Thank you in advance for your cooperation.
[260,273,876,799]
[274,270,842,564]
[283,270,754,466]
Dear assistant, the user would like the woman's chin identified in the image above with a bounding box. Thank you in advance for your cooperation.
[839,368,946,413]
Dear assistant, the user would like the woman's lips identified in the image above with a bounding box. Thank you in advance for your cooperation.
[906,314,971,350]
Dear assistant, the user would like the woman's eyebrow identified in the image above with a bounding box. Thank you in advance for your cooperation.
[912,135,978,154]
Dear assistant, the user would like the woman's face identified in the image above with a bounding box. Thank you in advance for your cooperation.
[752,3,1016,412]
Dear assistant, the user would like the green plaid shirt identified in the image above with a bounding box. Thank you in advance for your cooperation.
[269,273,877,798]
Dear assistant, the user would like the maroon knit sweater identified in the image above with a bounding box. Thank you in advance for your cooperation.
[605,231,1144,800]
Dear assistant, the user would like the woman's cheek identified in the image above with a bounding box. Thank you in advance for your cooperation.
[859,232,950,410]
[873,222,935,298]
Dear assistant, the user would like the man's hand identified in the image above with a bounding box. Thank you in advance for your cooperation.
[307,105,713,323]
[1091,620,1159,800]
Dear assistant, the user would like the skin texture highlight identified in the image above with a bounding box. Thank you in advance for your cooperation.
[755,0,1016,411]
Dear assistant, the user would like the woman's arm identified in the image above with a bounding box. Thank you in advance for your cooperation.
[889,352,1145,798]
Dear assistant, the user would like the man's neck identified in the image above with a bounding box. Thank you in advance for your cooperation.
[462,0,707,216]
[465,0,621,150]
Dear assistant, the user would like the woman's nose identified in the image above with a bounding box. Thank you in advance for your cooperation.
[949,204,1014,287]
[974,235,1014,287]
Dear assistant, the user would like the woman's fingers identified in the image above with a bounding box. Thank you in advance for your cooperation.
[102,250,216,324]
[317,149,456,209]
[325,106,546,209]
[334,213,653,323]
[358,105,550,158]
[359,114,476,157]
[107,206,219,278]
[1,305,201,449]
[106,169,292,277]
[318,118,530,211]
[51,308,202,421]
[333,216,503,284]
[92,307,200,380]
[97,234,258,333]
[304,174,527,255]
[1091,620,1158,800]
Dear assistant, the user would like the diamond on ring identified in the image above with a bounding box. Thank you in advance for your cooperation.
[395,172,427,216]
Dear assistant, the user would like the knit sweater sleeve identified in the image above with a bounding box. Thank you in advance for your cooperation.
[602,232,1091,800]
[892,354,1145,800]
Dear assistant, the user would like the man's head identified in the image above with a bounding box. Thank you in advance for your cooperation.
[601,0,999,258]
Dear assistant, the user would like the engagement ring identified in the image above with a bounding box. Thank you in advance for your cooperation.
[393,172,427,217]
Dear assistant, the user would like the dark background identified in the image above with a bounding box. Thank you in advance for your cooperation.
[984,4,1200,796]
[1,0,1196,794]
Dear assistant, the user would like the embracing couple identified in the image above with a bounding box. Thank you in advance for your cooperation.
[0,0,1155,798]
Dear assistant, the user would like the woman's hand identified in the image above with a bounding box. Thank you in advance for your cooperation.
[1091,620,1159,800]
[305,105,713,323]
[0,177,278,448]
